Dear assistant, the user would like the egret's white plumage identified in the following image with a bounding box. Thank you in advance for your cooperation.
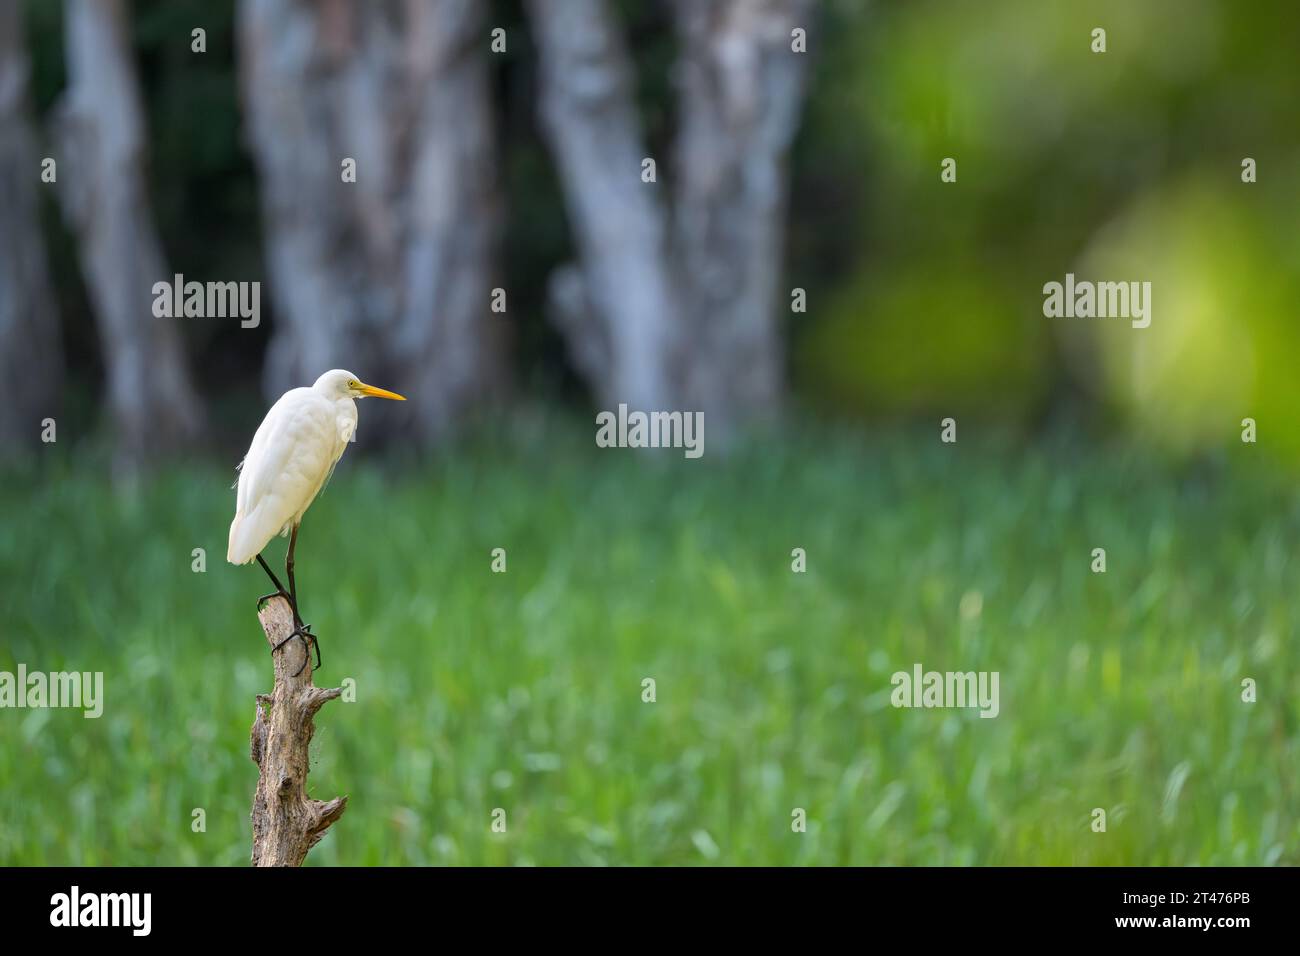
[227,369,405,565]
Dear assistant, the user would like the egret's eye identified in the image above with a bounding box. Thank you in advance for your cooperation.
[348,380,357,388]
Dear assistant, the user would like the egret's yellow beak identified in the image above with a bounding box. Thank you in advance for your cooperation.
[356,381,406,401]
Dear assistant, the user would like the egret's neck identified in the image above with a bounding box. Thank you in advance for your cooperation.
[334,395,359,444]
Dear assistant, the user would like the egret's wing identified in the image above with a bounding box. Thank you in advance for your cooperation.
[231,449,250,489]
[228,390,339,564]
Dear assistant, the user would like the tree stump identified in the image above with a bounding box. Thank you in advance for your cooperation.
[249,595,347,866]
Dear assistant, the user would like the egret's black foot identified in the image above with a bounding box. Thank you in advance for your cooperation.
[257,588,293,612]
[271,622,319,677]
[303,626,322,673]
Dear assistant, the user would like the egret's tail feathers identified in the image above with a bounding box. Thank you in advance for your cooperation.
[227,510,270,565]
[227,513,252,565]
[228,502,291,565]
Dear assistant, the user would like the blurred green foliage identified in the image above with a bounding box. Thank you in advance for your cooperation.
[2,423,1297,864]
[794,0,1300,462]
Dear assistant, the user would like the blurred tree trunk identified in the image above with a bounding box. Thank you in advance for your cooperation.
[671,0,811,427]
[0,2,62,452]
[525,0,679,415]
[526,0,811,436]
[54,0,203,468]
[238,0,503,445]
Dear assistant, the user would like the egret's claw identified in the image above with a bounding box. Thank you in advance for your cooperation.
[257,589,308,638]
[295,624,322,674]
[257,588,291,609]
[271,622,318,678]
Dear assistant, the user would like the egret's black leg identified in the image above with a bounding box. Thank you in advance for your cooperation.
[256,551,303,639]
[285,525,301,622]
[256,553,288,602]
[284,525,322,673]
[258,545,316,674]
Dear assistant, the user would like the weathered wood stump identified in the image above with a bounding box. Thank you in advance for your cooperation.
[249,595,347,866]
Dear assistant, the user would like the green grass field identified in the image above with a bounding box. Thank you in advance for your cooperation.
[2,420,1297,865]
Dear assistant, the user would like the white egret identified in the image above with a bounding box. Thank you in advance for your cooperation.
[228,369,405,671]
